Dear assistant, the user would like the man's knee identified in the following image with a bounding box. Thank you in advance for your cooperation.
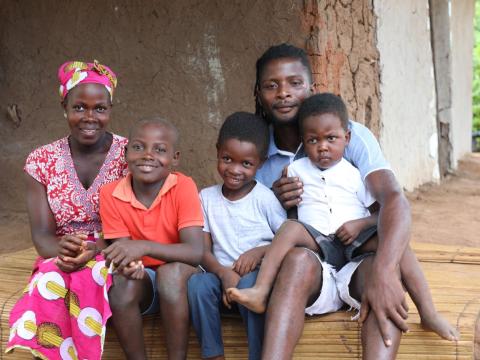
[281,248,321,280]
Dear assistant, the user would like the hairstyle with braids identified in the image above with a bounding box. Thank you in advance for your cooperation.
[217,112,270,159]
[254,43,313,120]
[297,93,349,132]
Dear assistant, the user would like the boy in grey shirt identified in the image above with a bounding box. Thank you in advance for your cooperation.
[188,112,286,360]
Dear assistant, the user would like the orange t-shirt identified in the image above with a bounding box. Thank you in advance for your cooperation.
[99,172,203,267]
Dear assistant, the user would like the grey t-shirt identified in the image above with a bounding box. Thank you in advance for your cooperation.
[200,182,286,267]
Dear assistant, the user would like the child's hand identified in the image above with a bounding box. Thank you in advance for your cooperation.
[232,247,265,276]
[335,219,366,245]
[121,260,145,280]
[102,239,146,272]
[218,268,240,309]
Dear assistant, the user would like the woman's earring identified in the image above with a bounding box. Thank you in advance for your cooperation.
[63,112,67,119]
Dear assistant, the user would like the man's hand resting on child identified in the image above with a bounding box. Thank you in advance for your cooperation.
[272,167,303,210]
[232,246,267,276]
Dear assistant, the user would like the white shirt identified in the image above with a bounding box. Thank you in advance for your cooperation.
[256,121,391,189]
[200,182,286,267]
[288,158,375,235]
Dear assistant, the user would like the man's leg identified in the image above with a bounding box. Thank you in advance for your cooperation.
[109,273,153,360]
[350,256,402,360]
[236,270,265,360]
[355,238,459,340]
[262,248,322,360]
[156,262,197,360]
[187,272,225,360]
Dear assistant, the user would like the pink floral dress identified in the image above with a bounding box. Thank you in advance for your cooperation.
[7,134,128,360]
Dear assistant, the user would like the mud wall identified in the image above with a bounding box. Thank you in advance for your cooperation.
[375,0,439,190]
[301,0,381,136]
[0,0,382,214]
[450,0,474,167]
[0,0,306,213]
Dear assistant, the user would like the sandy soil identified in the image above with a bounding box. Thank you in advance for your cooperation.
[0,153,479,255]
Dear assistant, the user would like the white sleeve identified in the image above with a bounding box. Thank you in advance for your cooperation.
[199,190,211,233]
[263,191,287,234]
[356,177,376,208]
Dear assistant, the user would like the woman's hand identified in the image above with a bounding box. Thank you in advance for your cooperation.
[58,234,88,258]
[56,238,98,272]
[121,261,145,280]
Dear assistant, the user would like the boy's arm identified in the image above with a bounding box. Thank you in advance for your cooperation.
[232,244,269,276]
[201,232,240,308]
[102,226,204,271]
[201,232,227,275]
[335,202,379,245]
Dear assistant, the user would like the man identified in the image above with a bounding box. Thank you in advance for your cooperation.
[253,43,410,359]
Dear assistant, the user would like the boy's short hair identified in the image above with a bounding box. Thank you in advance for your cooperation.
[128,116,179,146]
[254,43,313,117]
[298,93,349,131]
[217,112,270,159]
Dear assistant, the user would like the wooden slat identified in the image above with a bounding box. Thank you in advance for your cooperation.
[1,245,480,359]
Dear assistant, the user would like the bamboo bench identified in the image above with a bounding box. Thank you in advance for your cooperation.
[1,243,479,359]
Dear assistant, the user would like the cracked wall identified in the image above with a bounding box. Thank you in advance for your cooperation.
[301,0,381,137]
[0,0,383,214]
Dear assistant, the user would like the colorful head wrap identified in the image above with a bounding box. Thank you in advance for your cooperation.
[58,60,117,101]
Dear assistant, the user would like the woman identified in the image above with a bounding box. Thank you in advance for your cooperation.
[6,60,127,360]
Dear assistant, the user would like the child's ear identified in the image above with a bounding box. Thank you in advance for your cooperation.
[172,150,180,167]
[345,129,351,144]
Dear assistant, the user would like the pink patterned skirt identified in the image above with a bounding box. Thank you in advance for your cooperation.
[6,254,112,360]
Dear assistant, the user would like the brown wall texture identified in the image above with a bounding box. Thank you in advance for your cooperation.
[0,0,380,214]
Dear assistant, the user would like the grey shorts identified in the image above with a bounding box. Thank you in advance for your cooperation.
[298,221,377,271]
[142,267,160,315]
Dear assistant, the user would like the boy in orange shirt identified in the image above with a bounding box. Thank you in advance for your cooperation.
[99,117,204,360]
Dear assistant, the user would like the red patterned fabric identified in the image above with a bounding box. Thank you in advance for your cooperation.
[6,133,128,360]
[24,134,128,236]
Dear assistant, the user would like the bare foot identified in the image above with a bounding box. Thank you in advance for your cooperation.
[226,287,268,314]
[421,312,460,341]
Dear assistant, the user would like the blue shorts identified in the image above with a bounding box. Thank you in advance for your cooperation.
[142,267,160,315]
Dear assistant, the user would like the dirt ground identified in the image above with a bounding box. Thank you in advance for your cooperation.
[0,153,479,255]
